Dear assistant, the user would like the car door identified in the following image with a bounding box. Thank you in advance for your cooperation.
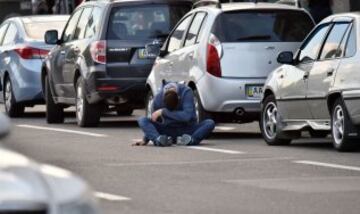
[307,21,351,119]
[63,6,93,98]
[277,23,331,120]
[0,22,9,92]
[181,11,207,83]
[51,8,83,99]
[160,14,193,83]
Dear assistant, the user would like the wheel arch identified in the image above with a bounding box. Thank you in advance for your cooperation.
[327,92,342,113]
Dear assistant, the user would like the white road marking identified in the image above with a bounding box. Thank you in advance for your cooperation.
[294,160,360,172]
[17,124,107,138]
[215,126,236,131]
[186,146,245,154]
[95,192,131,201]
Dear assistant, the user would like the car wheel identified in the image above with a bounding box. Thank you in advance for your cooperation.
[76,77,101,127]
[145,90,154,118]
[194,90,210,122]
[116,108,133,116]
[260,95,291,145]
[45,75,64,124]
[309,130,329,138]
[331,98,356,152]
[3,77,24,118]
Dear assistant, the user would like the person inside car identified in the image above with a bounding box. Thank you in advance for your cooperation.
[135,82,215,146]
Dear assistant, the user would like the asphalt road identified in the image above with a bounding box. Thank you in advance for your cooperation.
[1,105,360,214]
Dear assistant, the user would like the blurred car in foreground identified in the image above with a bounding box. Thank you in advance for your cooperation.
[261,13,360,151]
[146,1,314,123]
[0,113,99,214]
[0,15,69,117]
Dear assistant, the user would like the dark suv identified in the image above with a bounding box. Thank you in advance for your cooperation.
[42,0,192,127]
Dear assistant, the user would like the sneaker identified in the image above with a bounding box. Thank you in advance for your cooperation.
[176,134,193,146]
[155,135,173,147]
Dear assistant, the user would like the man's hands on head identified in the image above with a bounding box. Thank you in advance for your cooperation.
[151,109,163,122]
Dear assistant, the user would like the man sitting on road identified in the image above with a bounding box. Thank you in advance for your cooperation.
[136,82,215,146]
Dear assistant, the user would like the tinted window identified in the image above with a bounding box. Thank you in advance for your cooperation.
[184,12,206,47]
[212,10,314,42]
[299,24,330,63]
[84,7,102,39]
[24,21,67,41]
[0,24,8,45]
[320,23,350,60]
[2,23,18,46]
[345,26,357,57]
[107,4,190,40]
[62,9,83,43]
[74,7,93,40]
[167,15,192,53]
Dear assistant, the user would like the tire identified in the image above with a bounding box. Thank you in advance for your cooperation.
[116,108,133,116]
[331,98,357,152]
[45,75,64,124]
[193,90,211,122]
[3,77,25,118]
[309,130,329,138]
[145,90,154,118]
[76,77,101,127]
[260,95,291,146]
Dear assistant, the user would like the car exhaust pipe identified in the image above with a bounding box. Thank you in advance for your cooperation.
[234,108,245,117]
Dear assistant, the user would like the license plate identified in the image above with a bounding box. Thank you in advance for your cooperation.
[246,85,264,99]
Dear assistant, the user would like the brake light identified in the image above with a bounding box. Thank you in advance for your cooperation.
[14,46,49,59]
[90,40,106,64]
[97,85,118,91]
[207,34,222,78]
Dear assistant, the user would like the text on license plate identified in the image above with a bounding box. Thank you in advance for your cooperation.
[246,85,264,98]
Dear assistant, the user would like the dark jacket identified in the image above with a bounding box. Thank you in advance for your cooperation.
[152,83,197,127]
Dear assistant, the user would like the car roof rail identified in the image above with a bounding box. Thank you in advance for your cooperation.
[192,0,221,9]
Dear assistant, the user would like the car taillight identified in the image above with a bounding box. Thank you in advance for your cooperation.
[90,40,106,64]
[14,47,49,59]
[207,34,222,78]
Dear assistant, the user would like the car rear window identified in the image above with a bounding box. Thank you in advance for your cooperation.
[107,4,191,40]
[24,21,67,40]
[212,10,314,43]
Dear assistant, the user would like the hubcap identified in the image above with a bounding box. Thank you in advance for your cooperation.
[76,84,84,122]
[332,105,345,145]
[146,95,153,118]
[263,102,278,140]
[4,80,12,112]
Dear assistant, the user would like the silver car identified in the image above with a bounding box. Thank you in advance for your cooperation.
[261,13,360,151]
[0,15,68,117]
[146,2,314,123]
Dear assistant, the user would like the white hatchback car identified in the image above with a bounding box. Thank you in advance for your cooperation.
[146,1,314,123]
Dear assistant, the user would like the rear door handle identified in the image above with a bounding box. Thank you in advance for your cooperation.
[326,68,335,76]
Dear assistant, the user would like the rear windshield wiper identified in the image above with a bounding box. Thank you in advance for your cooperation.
[236,35,272,41]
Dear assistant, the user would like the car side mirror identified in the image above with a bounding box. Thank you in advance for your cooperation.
[0,113,10,139]
[277,51,294,65]
[45,30,59,45]
[145,43,161,58]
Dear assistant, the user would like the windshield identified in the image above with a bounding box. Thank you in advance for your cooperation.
[24,21,67,41]
[107,4,190,40]
[212,10,314,43]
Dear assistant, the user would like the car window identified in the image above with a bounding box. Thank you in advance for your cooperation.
[73,7,93,40]
[0,24,8,45]
[298,24,330,63]
[184,12,206,47]
[107,4,191,41]
[320,23,350,60]
[2,23,18,46]
[212,10,314,43]
[345,25,357,57]
[62,8,83,43]
[84,7,102,39]
[167,15,192,53]
[24,21,67,41]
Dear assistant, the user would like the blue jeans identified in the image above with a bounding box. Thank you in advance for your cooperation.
[138,117,215,145]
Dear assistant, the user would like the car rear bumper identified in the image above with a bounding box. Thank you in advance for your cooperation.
[197,74,266,114]
[343,90,360,125]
